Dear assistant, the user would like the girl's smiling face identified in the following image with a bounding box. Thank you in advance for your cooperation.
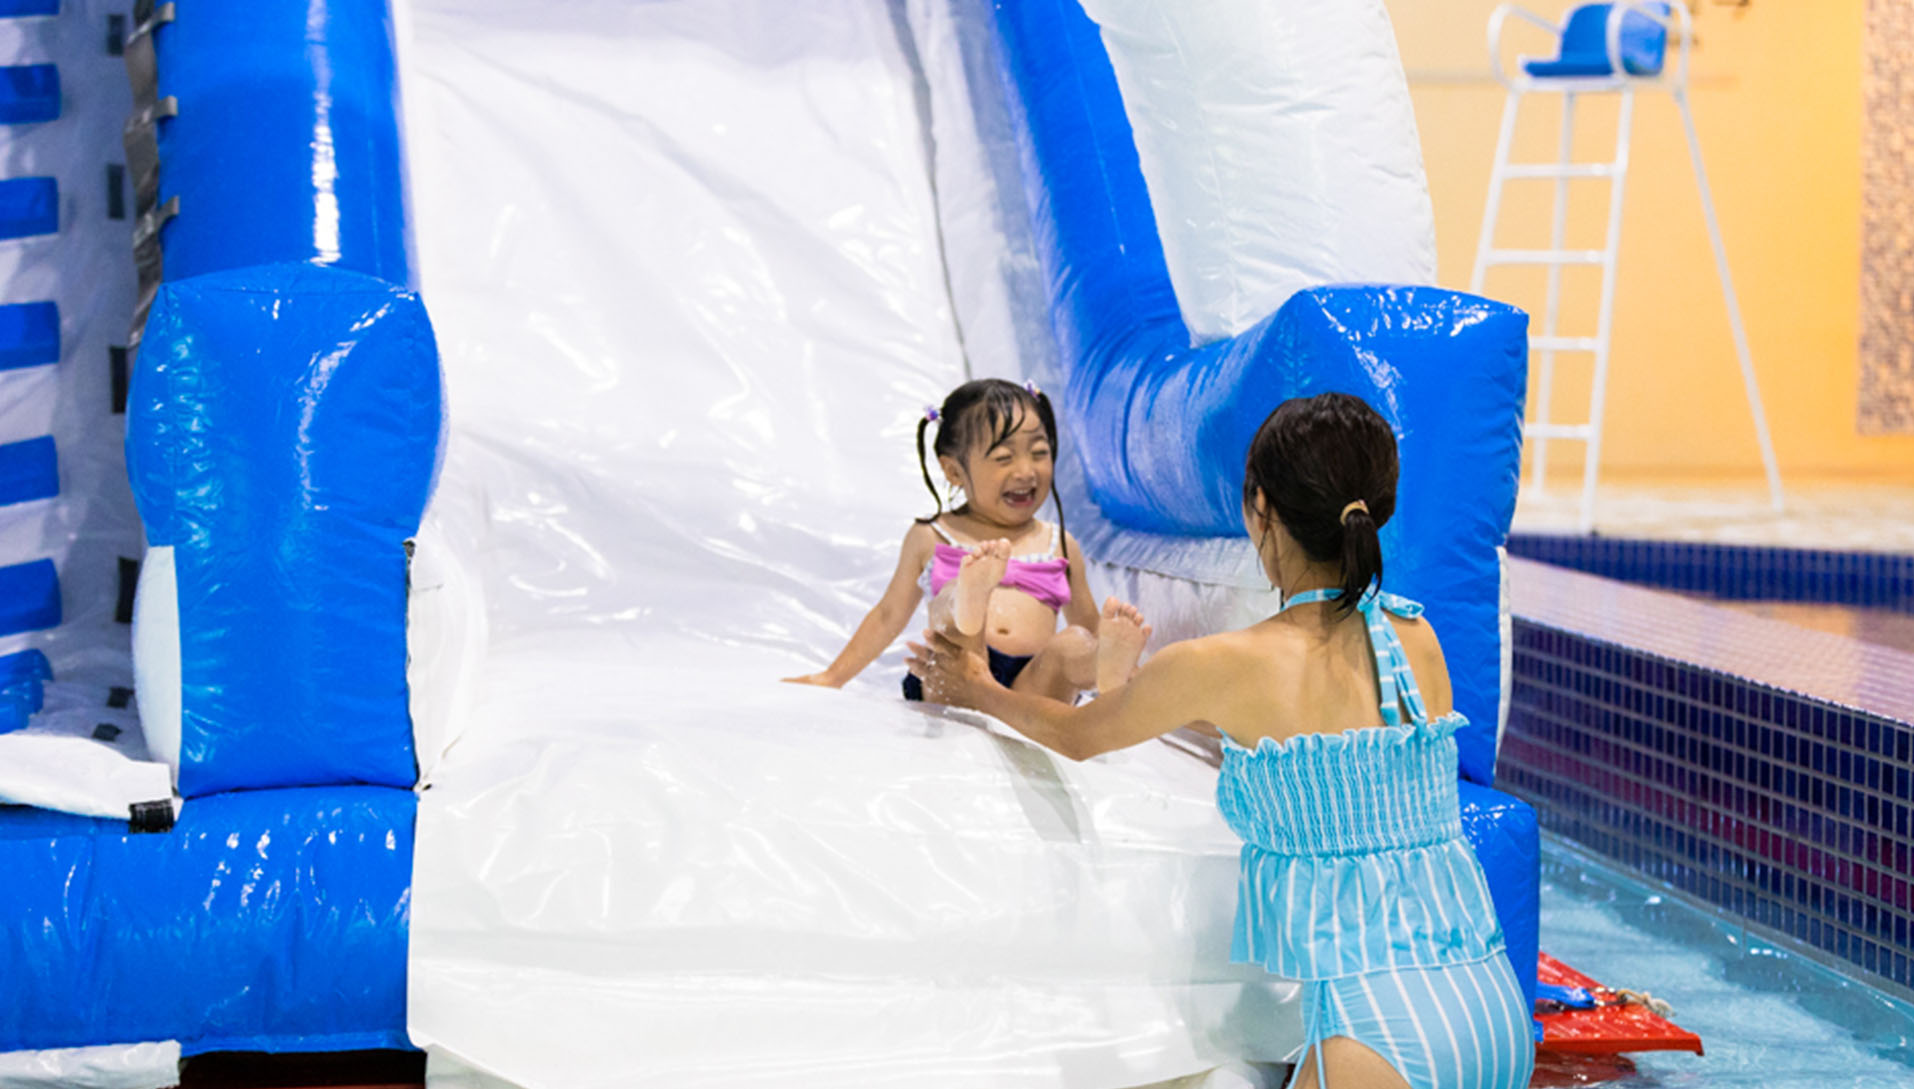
[941,408,1053,529]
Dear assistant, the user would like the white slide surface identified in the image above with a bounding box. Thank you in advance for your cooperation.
[396,1,1296,1086]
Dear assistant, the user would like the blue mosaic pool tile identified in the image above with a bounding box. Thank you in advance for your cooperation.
[1502,607,1914,999]
[1508,533,1914,611]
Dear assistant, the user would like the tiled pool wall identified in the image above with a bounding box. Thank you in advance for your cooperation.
[1499,618,1914,1001]
[1506,534,1914,611]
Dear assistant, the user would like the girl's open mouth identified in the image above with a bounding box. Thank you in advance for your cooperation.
[1004,488,1038,508]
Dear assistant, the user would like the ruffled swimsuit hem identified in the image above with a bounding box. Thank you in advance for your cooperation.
[1230,945,1510,983]
[1229,836,1508,981]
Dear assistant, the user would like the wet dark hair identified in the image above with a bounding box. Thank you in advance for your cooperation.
[916,378,1069,567]
[1242,392,1398,615]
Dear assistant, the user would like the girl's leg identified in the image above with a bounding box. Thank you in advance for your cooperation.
[1010,625,1098,703]
[926,541,1010,661]
[1095,597,1151,694]
[1011,597,1152,703]
[934,539,1010,638]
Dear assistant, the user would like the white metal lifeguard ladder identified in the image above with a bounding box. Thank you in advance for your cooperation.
[1471,1,1783,533]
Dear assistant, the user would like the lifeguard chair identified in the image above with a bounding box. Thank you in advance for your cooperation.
[1470,2,1783,532]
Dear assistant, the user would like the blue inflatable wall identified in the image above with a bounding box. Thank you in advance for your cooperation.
[1461,782,1541,1011]
[150,0,414,286]
[129,265,439,797]
[0,788,415,1054]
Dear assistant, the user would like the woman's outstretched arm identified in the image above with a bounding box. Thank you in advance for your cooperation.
[908,628,1223,760]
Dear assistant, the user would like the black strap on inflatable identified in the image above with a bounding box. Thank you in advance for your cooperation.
[129,800,175,834]
[123,1,178,346]
[110,346,130,414]
[107,162,127,220]
[127,192,178,349]
[115,556,141,624]
[121,95,175,220]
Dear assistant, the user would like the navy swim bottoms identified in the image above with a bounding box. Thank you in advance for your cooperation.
[902,645,1031,702]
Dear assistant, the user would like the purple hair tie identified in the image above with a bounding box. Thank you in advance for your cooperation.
[1023,379,1042,398]
[924,405,940,423]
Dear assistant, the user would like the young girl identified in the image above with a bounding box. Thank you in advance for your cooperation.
[908,392,1534,1089]
[784,378,1149,701]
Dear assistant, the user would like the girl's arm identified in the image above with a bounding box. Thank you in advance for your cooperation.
[784,524,934,687]
[1059,530,1101,633]
[908,630,1223,760]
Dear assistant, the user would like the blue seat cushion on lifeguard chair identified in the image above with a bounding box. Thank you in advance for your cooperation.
[1524,3,1669,79]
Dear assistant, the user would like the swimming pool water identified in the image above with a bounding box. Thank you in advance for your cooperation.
[1537,835,1914,1087]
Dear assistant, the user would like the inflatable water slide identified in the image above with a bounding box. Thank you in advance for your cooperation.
[0,0,1535,1085]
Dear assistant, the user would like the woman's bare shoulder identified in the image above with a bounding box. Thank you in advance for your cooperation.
[1385,611,1446,663]
[1386,611,1454,715]
[1142,628,1249,672]
[1147,625,1294,686]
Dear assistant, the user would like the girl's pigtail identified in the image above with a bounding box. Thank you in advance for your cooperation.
[1031,387,1069,571]
[915,412,943,522]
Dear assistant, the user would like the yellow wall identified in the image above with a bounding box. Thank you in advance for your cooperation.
[1383,0,1914,485]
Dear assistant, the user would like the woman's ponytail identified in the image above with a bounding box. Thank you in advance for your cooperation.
[1336,502,1383,615]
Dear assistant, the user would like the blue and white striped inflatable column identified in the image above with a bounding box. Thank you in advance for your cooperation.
[0,0,146,716]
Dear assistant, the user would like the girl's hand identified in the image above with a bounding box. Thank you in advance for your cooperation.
[782,672,842,688]
[905,628,994,707]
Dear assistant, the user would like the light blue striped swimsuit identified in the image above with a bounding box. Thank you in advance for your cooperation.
[1216,589,1534,1089]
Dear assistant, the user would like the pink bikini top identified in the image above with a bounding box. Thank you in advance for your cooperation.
[922,520,1071,612]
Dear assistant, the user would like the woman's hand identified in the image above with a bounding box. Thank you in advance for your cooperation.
[905,628,995,707]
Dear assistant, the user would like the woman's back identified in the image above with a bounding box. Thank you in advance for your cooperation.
[1189,595,1454,751]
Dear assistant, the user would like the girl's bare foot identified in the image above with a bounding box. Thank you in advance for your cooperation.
[1096,596,1151,694]
[950,539,1011,636]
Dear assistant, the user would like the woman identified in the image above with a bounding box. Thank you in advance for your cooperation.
[908,392,1534,1089]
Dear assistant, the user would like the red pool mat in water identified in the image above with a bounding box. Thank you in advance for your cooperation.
[1535,952,1705,1058]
